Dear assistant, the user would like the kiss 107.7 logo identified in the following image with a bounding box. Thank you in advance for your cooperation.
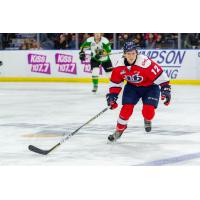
[28,53,51,74]
[55,53,77,74]
[81,54,103,74]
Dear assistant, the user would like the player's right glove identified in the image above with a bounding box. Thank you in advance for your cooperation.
[94,49,103,60]
[106,93,118,110]
[161,84,171,106]
[0,61,3,66]
[95,54,101,60]
[79,51,86,61]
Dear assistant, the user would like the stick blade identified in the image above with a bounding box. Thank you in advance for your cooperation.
[28,145,50,155]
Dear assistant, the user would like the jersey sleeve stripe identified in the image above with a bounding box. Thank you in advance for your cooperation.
[153,71,170,85]
[109,80,124,89]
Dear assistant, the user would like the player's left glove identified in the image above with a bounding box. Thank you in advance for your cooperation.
[161,84,171,106]
[0,61,3,66]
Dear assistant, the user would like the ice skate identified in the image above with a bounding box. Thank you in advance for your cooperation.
[144,119,152,132]
[108,130,123,142]
[92,86,98,93]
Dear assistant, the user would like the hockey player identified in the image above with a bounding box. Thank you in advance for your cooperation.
[79,33,113,93]
[106,42,171,142]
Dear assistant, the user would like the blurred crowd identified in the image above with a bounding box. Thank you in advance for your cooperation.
[0,33,77,50]
[0,33,200,50]
[116,33,179,49]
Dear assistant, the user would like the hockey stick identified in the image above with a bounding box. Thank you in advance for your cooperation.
[85,51,123,59]
[28,107,110,155]
[105,51,123,56]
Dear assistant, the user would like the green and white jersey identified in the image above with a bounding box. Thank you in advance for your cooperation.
[80,36,111,62]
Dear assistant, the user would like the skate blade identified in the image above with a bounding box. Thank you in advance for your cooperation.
[107,139,117,144]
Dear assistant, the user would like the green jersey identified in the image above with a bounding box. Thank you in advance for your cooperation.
[80,36,111,62]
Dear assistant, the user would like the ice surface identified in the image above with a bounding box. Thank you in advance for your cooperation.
[0,82,200,165]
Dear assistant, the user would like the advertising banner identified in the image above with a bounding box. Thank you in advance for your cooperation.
[0,50,200,81]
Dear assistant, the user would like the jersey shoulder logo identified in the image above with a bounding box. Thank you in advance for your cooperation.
[125,73,143,83]
[142,58,149,66]
[120,70,126,75]
[136,55,151,68]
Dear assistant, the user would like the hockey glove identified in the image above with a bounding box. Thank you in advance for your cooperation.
[95,54,101,60]
[95,49,103,60]
[0,61,2,66]
[161,84,171,106]
[106,93,118,110]
[79,51,86,61]
[102,50,108,57]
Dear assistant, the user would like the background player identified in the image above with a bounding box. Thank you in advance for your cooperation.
[106,42,171,142]
[79,33,113,93]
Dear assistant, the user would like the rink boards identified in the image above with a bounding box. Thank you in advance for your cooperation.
[0,49,200,84]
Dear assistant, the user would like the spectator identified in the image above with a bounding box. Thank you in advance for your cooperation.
[133,33,146,48]
[20,43,27,50]
[144,33,158,49]
[79,33,90,47]
[40,33,54,49]
[83,33,90,41]
[184,33,199,49]
[117,33,129,49]
[20,39,32,50]
[54,34,69,49]
[155,34,165,49]
[30,39,42,50]
[68,34,76,49]
[163,33,178,48]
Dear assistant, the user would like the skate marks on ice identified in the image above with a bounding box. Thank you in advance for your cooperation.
[0,123,114,137]
[0,122,200,137]
[0,123,86,138]
[1,121,200,165]
[22,131,65,138]
[25,123,200,165]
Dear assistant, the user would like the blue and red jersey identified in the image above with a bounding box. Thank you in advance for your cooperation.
[109,54,170,94]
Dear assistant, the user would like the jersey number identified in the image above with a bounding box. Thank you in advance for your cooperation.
[151,65,160,75]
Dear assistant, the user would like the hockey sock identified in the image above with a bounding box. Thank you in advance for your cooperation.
[142,104,155,121]
[116,123,127,132]
[92,67,99,88]
[92,76,99,88]
[116,104,134,132]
